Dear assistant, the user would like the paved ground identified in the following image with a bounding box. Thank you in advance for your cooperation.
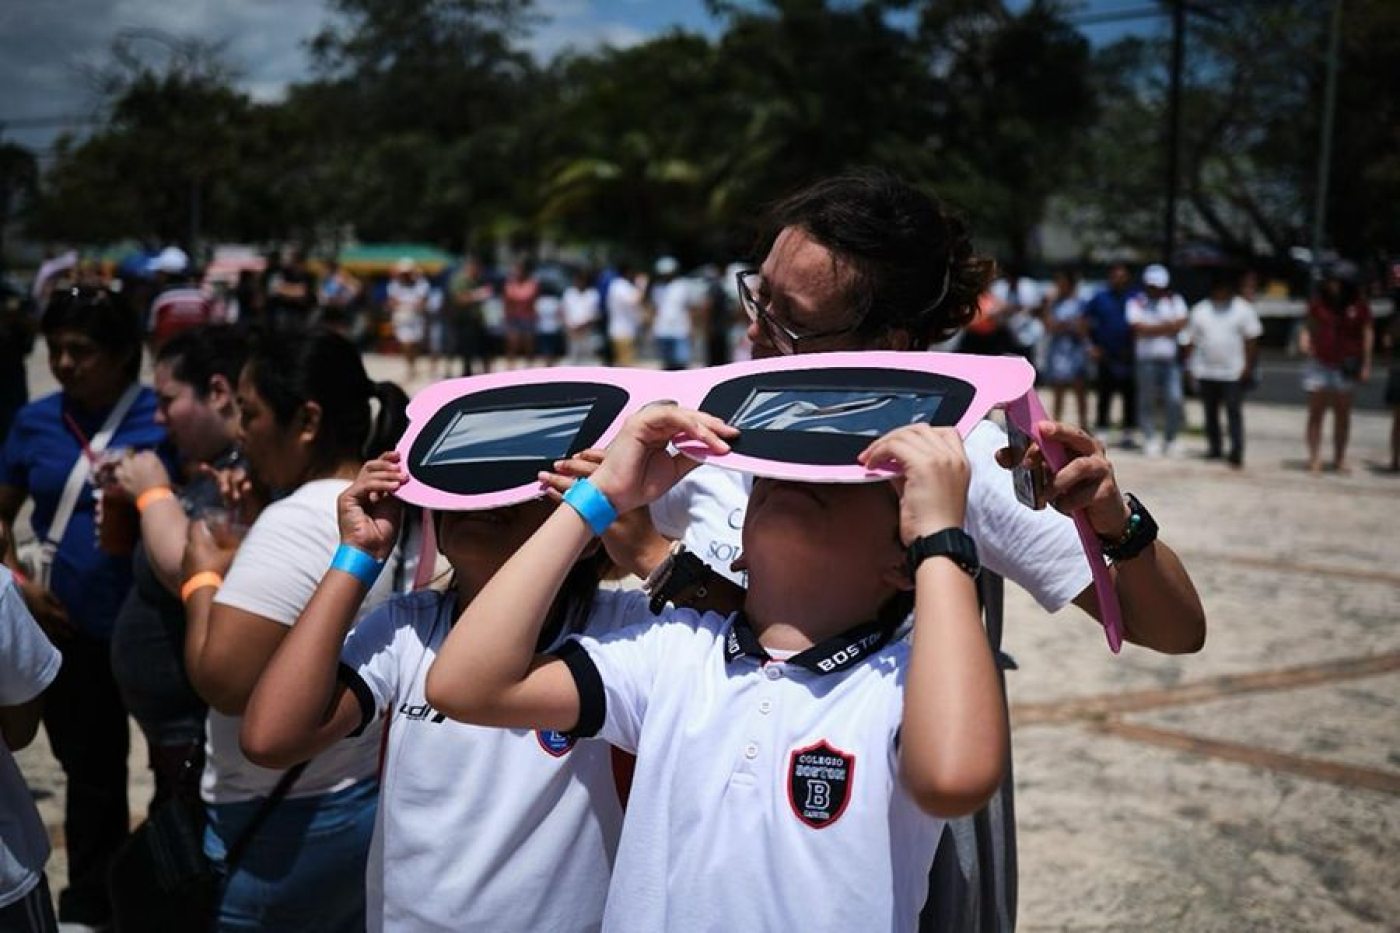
[12,350,1400,929]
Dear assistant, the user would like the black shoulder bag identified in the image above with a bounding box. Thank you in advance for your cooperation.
[108,755,308,932]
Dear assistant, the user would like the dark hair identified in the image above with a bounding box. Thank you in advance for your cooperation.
[156,325,251,399]
[1208,267,1240,294]
[244,328,409,468]
[41,286,142,379]
[758,170,994,348]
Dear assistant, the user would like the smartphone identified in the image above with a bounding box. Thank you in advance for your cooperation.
[1006,421,1048,510]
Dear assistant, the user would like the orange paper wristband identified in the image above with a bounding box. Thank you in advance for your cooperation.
[136,486,176,513]
[180,571,224,602]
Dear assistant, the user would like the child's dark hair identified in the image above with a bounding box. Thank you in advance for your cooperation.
[156,324,251,398]
[41,286,142,380]
[244,328,409,470]
[758,170,995,348]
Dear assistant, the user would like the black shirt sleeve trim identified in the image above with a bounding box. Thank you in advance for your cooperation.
[337,663,378,738]
[554,639,605,740]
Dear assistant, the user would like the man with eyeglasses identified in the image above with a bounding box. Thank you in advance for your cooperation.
[549,170,1204,932]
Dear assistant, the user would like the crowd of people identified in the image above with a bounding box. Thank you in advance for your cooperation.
[0,168,1389,933]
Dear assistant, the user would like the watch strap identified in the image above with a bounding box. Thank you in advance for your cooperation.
[906,528,980,579]
[1100,493,1158,562]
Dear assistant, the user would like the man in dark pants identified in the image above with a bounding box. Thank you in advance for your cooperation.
[1184,270,1262,467]
[1085,264,1139,448]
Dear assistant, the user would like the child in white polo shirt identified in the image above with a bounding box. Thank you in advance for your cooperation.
[426,405,1007,932]
[240,451,636,933]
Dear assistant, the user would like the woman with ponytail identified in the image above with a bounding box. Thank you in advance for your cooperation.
[178,327,408,931]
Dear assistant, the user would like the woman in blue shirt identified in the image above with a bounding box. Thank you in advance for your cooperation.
[0,286,165,928]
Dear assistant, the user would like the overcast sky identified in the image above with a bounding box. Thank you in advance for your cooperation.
[0,0,717,155]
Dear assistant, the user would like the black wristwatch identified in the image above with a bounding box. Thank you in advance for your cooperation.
[641,542,713,614]
[906,528,980,579]
[1099,493,1158,562]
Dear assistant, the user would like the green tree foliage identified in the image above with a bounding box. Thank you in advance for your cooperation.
[1064,0,1398,267]
[0,143,39,270]
[25,0,1391,266]
[915,0,1094,268]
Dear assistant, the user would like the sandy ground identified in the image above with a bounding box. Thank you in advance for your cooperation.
[12,350,1400,929]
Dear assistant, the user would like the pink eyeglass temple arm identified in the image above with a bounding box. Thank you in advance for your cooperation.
[1004,391,1125,654]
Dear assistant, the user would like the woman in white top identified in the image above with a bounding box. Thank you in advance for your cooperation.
[563,270,601,365]
[180,329,408,931]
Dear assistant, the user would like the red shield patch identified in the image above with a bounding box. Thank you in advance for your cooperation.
[787,740,855,829]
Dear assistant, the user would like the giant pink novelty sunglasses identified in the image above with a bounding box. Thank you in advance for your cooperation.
[395,351,1124,652]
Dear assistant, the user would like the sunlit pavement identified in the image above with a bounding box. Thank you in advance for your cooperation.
[15,350,1399,929]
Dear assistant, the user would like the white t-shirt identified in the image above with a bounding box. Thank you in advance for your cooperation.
[204,480,395,804]
[1185,297,1262,381]
[652,420,1091,612]
[388,278,431,344]
[651,280,693,339]
[535,295,563,335]
[606,278,643,340]
[340,589,632,933]
[1126,293,1189,362]
[563,286,600,329]
[990,278,1042,310]
[562,598,944,932]
[0,566,62,909]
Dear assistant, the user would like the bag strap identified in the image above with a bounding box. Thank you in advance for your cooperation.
[47,383,142,546]
[222,761,308,871]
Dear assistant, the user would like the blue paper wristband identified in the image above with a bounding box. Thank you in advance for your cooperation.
[330,543,386,588]
[563,478,618,536]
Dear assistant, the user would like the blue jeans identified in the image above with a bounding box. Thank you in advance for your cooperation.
[204,778,377,932]
[655,335,691,370]
[1135,358,1183,443]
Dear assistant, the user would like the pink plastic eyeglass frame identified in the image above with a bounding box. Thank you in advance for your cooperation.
[394,351,1124,652]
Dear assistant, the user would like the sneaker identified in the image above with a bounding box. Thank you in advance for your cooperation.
[1116,434,1140,450]
[1143,438,1163,458]
[1165,439,1184,459]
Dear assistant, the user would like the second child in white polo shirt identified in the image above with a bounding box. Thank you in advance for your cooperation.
[240,451,633,933]
[426,405,1007,932]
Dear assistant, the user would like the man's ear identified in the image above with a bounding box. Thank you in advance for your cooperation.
[730,553,747,574]
[882,328,913,352]
[206,374,234,412]
[297,400,324,446]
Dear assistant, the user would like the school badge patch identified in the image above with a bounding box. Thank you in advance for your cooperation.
[536,729,576,757]
[787,740,854,829]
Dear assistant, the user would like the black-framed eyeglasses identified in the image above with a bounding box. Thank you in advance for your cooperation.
[735,268,865,356]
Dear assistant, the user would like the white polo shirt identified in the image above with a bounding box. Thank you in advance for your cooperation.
[340,588,635,933]
[557,597,945,932]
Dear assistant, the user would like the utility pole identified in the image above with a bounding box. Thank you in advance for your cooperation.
[1163,0,1186,265]
[1310,0,1343,291]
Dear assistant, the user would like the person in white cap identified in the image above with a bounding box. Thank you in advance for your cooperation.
[1126,264,1188,456]
[386,258,430,381]
[650,257,693,370]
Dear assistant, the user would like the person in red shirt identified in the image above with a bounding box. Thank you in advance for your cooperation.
[502,259,539,370]
[1299,261,1374,473]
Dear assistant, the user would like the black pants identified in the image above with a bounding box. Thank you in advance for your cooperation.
[1198,378,1245,462]
[0,875,57,933]
[1095,365,1138,431]
[455,314,491,376]
[41,630,130,924]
